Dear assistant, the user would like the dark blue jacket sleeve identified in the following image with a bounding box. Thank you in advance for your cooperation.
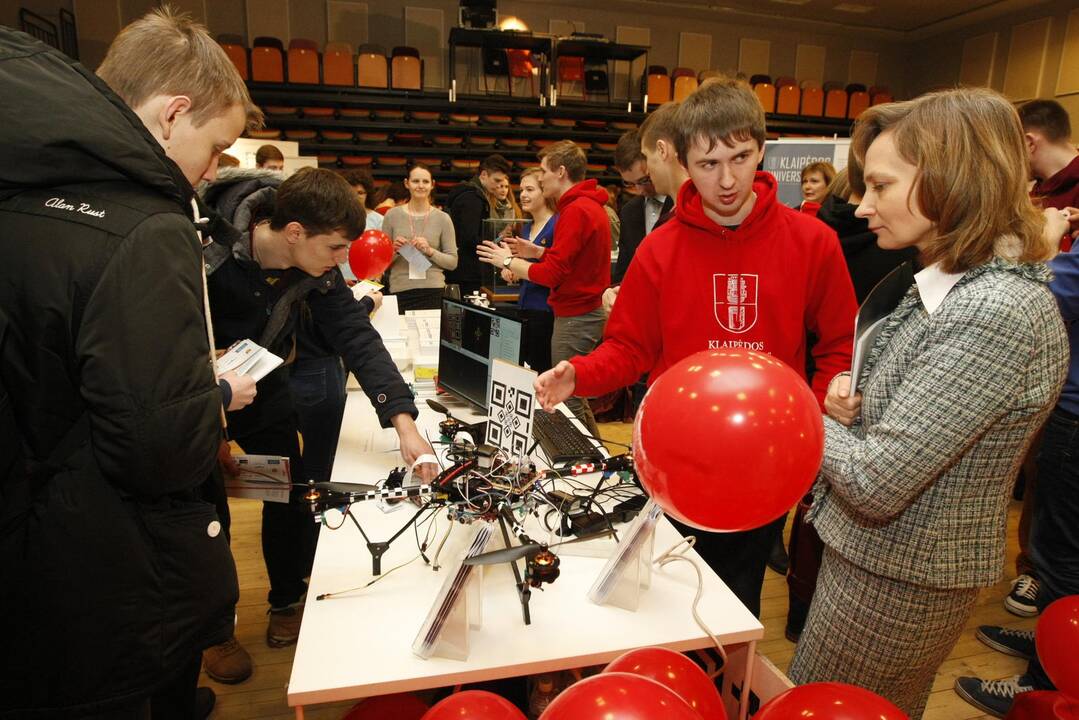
[1049,247,1079,322]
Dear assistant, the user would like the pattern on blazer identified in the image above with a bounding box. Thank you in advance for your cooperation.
[808,257,1068,589]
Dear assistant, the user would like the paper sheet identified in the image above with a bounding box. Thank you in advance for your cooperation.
[398,244,432,280]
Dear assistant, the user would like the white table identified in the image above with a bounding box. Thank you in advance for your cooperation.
[286,389,764,719]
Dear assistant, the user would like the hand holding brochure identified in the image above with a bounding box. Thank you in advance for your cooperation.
[851,262,914,392]
[215,339,283,382]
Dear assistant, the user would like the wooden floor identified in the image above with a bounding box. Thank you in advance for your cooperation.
[207,421,1030,719]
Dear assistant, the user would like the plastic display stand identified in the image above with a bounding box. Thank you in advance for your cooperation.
[411,521,493,660]
[587,499,663,611]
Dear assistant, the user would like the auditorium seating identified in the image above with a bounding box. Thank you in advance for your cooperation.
[287,38,319,84]
[357,44,389,88]
[672,68,698,102]
[391,46,422,90]
[645,65,670,105]
[217,34,248,80]
[323,42,354,86]
[251,36,284,82]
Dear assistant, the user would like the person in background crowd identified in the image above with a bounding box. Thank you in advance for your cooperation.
[489,173,522,221]
[603,184,621,251]
[535,78,857,619]
[800,160,836,214]
[219,152,240,168]
[0,9,261,717]
[479,140,611,437]
[256,143,284,172]
[997,99,1079,622]
[608,129,673,294]
[341,168,382,231]
[373,180,409,216]
[446,154,513,295]
[500,168,559,373]
[383,165,458,312]
[792,88,1066,720]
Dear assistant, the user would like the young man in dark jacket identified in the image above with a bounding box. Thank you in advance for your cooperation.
[201,167,436,649]
[445,154,512,294]
[0,10,260,718]
[478,141,611,435]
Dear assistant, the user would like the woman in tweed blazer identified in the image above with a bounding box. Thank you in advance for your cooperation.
[788,88,1068,719]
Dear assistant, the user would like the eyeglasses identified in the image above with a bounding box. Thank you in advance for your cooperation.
[622,176,653,189]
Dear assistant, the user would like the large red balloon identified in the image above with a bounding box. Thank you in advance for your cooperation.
[633,350,824,532]
[539,672,702,720]
[344,692,429,720]
[421,690,526,720]
[1036,595,1079,697]
[1005,690,1079,720]
[604,646,727,719]
[754,682,906,719]
[348,228,394,280]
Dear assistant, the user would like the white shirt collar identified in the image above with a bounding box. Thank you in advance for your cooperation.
[914,263,965,314]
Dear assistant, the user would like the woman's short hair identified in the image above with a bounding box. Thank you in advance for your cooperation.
[519,167,557,213]
[851,88,1049,273]
[97,7,262,130]
[270,167,365,238]
[801,161,836,185]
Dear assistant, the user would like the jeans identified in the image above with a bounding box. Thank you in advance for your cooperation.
[227,368,317,609]
[1026,406,1079,689]
[551,307,605,438]
[289,355,347,485]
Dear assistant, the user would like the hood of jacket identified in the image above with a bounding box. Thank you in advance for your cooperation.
[0,28,193,210]
[557,178,609,212]
[446,176,489,208]
[816,193,879,251]
[674,171,780,235]
[199,168,282,230]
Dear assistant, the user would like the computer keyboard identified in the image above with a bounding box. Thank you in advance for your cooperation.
[532,410,604,466]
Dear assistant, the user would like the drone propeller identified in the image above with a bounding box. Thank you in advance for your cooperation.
[462,528,616,566]
[311,480,379,495]
[426,399,450,416]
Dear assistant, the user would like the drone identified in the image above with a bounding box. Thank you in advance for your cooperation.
[302,398,643,625]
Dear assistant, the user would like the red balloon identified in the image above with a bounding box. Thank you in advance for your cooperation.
[754,682,906,719]
[1036,595,1079,697]
[539,672,702,720]
[421,690,526,720]
[348,228,394,280]
[604,646,727,720]
[633,349,824,532]
[344,692,429,720]
[1005,690,1079,720]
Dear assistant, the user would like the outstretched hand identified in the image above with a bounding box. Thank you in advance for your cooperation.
[534,360,577,412]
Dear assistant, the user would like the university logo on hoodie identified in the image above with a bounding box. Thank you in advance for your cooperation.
[713,273,758,333]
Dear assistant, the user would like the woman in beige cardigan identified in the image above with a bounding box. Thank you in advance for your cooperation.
[789,88,1068,719]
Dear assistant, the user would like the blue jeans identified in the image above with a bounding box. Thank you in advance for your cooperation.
[1026,405,1079,688]
[289,356,347,485]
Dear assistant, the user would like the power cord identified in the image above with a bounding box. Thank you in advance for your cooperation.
[653,535,728,675]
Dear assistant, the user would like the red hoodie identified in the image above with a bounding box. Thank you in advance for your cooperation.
[528,179,611,316]
[571,172,857,406]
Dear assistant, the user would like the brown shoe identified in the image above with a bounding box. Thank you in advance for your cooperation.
[203,635,253,684]
[267,605,303,648]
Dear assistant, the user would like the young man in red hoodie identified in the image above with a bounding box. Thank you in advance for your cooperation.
[535,78,858,617]
[478,140,610,435]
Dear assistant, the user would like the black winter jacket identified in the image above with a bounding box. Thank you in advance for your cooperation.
[445,177,490,288]
[199,174,416,429]
[0,29,236,716]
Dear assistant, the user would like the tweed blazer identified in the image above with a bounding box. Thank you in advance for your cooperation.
[808,258,1068,589]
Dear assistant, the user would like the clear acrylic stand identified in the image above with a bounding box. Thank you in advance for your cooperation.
[411,521,493,660]
[587,499,664,611]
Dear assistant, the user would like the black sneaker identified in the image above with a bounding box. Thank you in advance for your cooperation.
[1004,574,1040,617]
[954,675,1033,718]
[976,625,1035,660]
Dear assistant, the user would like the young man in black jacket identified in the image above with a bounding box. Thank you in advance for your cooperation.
[445,154,512,294]
[202,167,437,649]
[0,10,260,718]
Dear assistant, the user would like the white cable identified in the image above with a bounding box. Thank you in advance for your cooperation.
[654,535,728,674]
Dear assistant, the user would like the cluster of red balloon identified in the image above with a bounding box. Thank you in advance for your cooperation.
[754,682,905,719]
[1006,595,1079,720]
[348,229,394,281]
[633,350,825,532]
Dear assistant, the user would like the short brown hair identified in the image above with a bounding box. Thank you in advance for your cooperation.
[852,88,1049,273]
[256,144,284,166]
[97,7,262,130]
[613,130,644,171]
[479,154,512,176]
[271,167,365,238]
[538,140,588,182]
[1018,99,1072,143]
[639,102,681,153]
[341,169,376,206]
[519,168,557,212]
[673,77,766,163]
[801,161,836,185]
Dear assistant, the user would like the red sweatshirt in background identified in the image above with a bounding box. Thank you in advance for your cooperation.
[571,172,857,407]
[528,179,611,317]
